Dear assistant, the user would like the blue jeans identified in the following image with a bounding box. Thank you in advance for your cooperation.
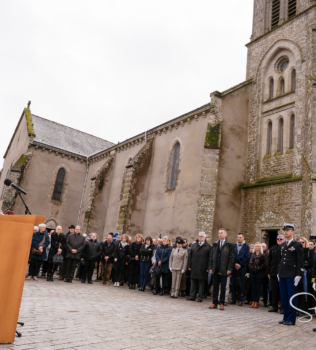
[139,262,151,287]
[279,277,297,324]
[231,266,246,302]
[250,271,263,302]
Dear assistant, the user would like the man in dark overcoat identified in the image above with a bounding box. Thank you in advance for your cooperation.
[186,232,212,302]
[209,228,234,310]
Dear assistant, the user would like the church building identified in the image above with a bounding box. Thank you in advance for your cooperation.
[0,0,314,245]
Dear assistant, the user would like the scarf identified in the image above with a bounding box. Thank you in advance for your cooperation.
[145,244,149,248]
[121,242,128,248]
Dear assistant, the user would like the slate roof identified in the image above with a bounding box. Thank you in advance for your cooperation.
[31,115,115,157]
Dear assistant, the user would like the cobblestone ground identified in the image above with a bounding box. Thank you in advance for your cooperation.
[1,277,316,350]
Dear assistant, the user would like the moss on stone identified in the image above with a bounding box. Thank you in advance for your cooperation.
[242,174,302,189]
[13,154,31,170]
[25,108,35,137]
[286,148,294,154]
[274,151,283,156]
[263,154,271,159]
[205,122,221,149]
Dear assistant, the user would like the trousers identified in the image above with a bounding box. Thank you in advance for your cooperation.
[139,261,151,287]
[279,277,297,324]
[231,267,246,302]
[65,258,79,280]
[128,262,140,285]
[250,271,263,302]
[29,258,42,277]
[270,276,281,309]
[171,270,183,297]
[212,271,227,305]
[82,259,96,282]
[114,259,126,283]
[190,278,205,299]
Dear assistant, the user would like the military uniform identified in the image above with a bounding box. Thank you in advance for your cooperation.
[278,226,304,325]
[169,243,188,298]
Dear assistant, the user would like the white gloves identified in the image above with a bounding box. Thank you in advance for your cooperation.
[313,283,316,292]
[294,276,301,286]
[277,275,279,281]
[245,273,249,278]
[170,268,172,272]
[181,270,185,274]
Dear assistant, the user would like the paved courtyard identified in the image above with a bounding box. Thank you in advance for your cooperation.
[2,278,316,350]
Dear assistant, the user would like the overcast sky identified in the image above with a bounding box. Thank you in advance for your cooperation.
[0,0,253,168]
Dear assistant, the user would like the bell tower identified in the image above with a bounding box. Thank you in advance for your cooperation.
[241,0,316,240]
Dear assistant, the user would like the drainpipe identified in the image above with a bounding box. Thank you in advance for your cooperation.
[77,156,90,225]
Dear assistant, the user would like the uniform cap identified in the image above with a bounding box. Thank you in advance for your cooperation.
[283,223,294,231]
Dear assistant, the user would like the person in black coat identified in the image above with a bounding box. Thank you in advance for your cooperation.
[209,229,234,310]
[267,234,284,312]
[139,237,154,291]
[59,224,75,280]
[81,233,102,284]
[113,234,129,287]
[101,234,116,285]
[47,225,66,281]
[186,232,212,303]
[296,237,314,314]
[278,224,304,326]
[128,234,143,289]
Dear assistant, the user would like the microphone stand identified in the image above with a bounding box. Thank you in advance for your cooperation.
[15,191,31,337]
[17,192,31,215]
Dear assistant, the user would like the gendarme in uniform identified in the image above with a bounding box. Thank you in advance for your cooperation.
[278,223,304,326]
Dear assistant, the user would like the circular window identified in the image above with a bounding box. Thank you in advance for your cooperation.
[276,57,289,72]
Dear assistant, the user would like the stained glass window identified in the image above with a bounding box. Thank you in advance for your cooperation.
[168,142,180,190]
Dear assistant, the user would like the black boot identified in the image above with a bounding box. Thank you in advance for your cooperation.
[64,278,69,283]
[129,285,132,289]
[88,280,93,284]
[132,285,136,290]
[81,280,85,283]
[139,286,142,291]
[47,275,50,281]
[50,275,54,282]
[142,286,145,292]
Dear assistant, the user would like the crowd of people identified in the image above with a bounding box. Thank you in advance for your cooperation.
[26,222,316,328]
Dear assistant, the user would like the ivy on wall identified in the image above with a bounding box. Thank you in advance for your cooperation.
[204,122,222,149]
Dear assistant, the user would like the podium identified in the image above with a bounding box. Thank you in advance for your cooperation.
[0,215,45,343]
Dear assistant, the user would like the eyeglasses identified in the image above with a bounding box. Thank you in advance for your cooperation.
[277,238,284,241]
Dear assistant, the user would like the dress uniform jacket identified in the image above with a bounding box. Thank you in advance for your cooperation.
[169,247,188,271]
[278,241,304,279]
[267,245,281,277]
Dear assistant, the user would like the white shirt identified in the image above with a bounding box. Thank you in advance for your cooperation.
[219,239,225,249]
[199,241,205,246]
[286,238,293,246]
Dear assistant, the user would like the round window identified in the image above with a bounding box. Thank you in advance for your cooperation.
[277,58,289,72]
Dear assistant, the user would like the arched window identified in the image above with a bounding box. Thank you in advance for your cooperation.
[289,114,295,149]
[267,121,272,155]
[277,118,284,152]
[288,0,296,19]
[269,78,274,100]
[279,78,285,95]
[271,0,280,29]
[52,168,66,201]
[168,142,180,190]
[291,69,296,92]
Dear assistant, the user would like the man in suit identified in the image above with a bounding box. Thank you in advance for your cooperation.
[209,228,234,310]
[278,224,304,326]
[231,233,250,306]
[267,234,284,313]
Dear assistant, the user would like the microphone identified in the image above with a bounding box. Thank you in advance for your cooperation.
[4,179,27,195]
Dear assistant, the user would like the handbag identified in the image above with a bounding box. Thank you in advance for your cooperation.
[153,249,164,277]
[52,254,63,265]
[31,235,45,256]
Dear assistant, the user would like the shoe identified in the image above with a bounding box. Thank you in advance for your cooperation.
[181,291,185,297]
[81,280,85,283]
[42,273,46,277]
[132,285,135,290]
[153,292,157,295]
[197,298,203,302]
[253,302,258,308]
[264,303,268,307]
[47,276,50,281]
[219,304,224,310]
[68,279,72,283]
[33,277,38,281]
[279,309,284,314]
[238,301,242,306]
[50,276,54,282]
[269,308,278,312]
[116,282,120,287]
[58,277,64,280]
[105,282,110,286]
[142,286,145,292]
[139,287,142,291]
[284,321,295,326]
[250,303,254,308]
[230,300,236,305]
[88,280,93,284]
[278,320,285,324]
[186,297,195,301]
[170,295,175,298]
[149,285,154,290]
[159,291,164,296]
[313,328,316,332]
[64,278,69,282]
[209,304,217,309]
[224,302,228,306]
[120,282,124,286]
[129,285,132,289]
[26,276,32,280]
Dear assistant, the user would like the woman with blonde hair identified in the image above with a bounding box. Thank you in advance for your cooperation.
[248,242,266,308]
[297,236,314,314]
[128,233,143,289]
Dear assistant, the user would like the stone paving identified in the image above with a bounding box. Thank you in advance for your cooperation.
[1,278,316,350]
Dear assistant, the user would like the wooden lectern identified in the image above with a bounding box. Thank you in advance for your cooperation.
[0,215,45,344]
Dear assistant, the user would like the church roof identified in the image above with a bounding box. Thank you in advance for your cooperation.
[31,114,115,157]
